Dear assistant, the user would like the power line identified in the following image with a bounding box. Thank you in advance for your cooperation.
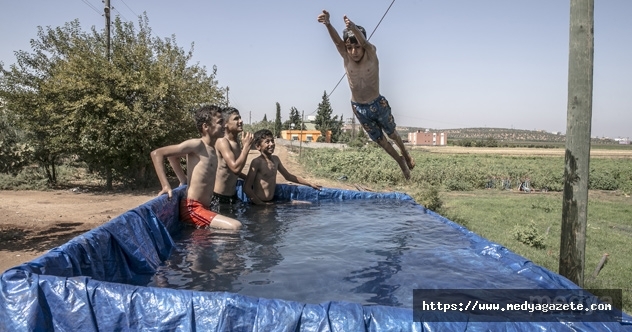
[80,0,102,15]
[119,0,139,17]
[311,0,397,115]
[112,7,129,21]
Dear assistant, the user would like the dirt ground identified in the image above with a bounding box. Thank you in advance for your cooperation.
[0,144,354,273]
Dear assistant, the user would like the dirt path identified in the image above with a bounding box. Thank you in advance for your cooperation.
[0,144,354,273]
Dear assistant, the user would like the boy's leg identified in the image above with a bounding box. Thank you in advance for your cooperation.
[352,101,411,180]
[376,135,411,180]
[210,214,242,230]
[181,198,242,230]
[388,131,415,170]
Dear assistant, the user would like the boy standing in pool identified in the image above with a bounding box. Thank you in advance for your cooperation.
[317,10,415,180]
[244,129,321,205]
[151,105,242,230]
[212,107,254,208]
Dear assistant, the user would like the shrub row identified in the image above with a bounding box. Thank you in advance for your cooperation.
[300,146,632,193]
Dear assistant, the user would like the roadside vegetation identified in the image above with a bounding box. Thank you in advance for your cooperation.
[299,144,632,314]
[0,15,348,191]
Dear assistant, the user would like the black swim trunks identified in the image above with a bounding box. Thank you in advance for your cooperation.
[211,192,239,205]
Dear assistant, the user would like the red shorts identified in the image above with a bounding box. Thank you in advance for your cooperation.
[179,198,217,228]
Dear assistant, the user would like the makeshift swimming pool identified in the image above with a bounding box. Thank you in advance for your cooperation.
[1,184,631,331]
[150,199,548,307]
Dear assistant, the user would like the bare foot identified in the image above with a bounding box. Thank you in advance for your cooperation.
[398,156,411,180]
[404,152,416,170]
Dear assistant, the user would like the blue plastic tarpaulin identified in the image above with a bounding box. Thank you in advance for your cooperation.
[2,184,631,331]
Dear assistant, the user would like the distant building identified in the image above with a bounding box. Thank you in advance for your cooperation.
[615,137,630,145]
[280,130,330,143]
[408,130,447,146]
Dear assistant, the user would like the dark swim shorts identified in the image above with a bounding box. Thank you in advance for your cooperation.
[350,95,397,142]
[211,192,239,205]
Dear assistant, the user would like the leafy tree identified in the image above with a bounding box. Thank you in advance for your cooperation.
[244,119,274,134]
[262,114,268,122]
[314,91,343,142]
[0,107,33,174]
[282,107,304,130]
[274,102,282,138]
[330,113,344,143]
[0,15,225,188]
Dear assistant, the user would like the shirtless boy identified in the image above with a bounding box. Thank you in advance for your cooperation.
[244,129,321,205]
[151,105,241,230]
[212,107,253,207]
[317,10,415,180]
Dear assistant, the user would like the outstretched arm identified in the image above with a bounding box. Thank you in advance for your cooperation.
[317,10,346,57]
[151,139,199,199]
[276,157,322,190]
[167,156,187,186]
[344,15,375,51]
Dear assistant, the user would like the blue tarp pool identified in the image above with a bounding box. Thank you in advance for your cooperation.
[1,184,631,331]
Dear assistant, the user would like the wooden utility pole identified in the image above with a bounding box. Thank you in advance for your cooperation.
[104,0,111,60]
[352,116,356,139]
[226,86,230,107]
[559,0,594,287]
[299,110,304,158]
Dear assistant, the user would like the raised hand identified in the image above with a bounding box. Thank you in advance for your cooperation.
[241,132,254,150]
[343,15,355,29]
[317,10,330,25]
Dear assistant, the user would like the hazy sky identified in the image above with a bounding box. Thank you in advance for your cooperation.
[1,1,630,138]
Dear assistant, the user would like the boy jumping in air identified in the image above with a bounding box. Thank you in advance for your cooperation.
[317,10,415,180]
[151,105,241,230]
[244,129,321,205]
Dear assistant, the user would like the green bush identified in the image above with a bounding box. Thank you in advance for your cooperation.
[411,186,443,212]
[589,170,618,191]
[512,222,545,249]
[0,167,49,190]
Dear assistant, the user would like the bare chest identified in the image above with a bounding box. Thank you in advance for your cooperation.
[346,57,380,102]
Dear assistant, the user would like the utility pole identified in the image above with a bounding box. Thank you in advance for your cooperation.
[103,0,113,188]
[226,87,230,107]
[351,116,356,139]
[299,110,304,158]
[104,0,111,60]
[559,0,594,287]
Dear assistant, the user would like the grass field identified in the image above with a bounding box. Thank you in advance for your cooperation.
[415,145,632,158]
[440,189,631,314]
[299,145,632,314]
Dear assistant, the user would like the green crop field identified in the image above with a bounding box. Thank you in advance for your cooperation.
[299,145,632,314]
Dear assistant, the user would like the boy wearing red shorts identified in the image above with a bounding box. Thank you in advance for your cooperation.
[151,105,241,230]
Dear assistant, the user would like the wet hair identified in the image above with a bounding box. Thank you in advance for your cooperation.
[342,25,366,45]
[194,105,222,133]
[253,129,274,147]
[222,106,240,123]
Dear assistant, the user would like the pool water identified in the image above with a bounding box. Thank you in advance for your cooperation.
[148,199,543,307]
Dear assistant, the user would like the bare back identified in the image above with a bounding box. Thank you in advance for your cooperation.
[186,140,218,207]
[214,137,241,196]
